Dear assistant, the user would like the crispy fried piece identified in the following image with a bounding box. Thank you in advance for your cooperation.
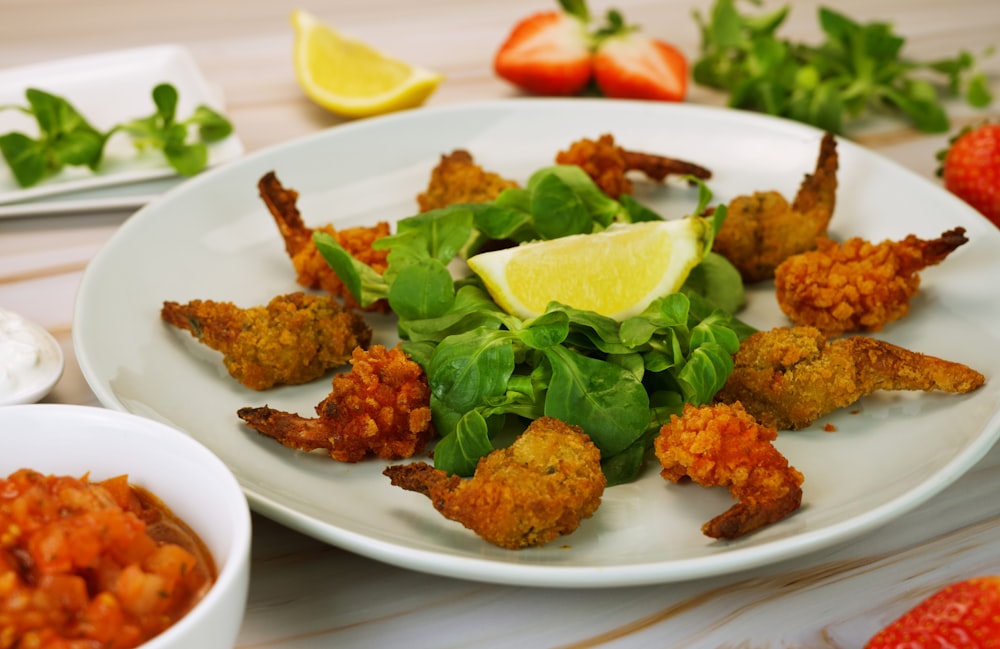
[712,132,839,283]
[416,150,520,212]
[714,326,986,430]
[383,417,606,549]
[554,133,712,198]
[258,171,391,312]
[655,402,803,540]
[161,292,371,390]
[237,344,434,461]
[774,227,968,335]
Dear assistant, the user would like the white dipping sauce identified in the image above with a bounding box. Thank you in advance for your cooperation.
[0,308,64,405]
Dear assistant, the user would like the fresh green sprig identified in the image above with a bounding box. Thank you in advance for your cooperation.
[0,89,107,187]
[314,167,752,485]
[692,0,994,134]
[421,292,747,486]
[0,83,233,188]
[115,83,233,177]
[457,164,644,257]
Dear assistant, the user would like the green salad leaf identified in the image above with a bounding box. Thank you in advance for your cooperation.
[0,83,234,188]
[314,166,753,485]
[0,89,107,187]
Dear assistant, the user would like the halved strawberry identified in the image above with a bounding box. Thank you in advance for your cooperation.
[864,576,1000,648]
[593,28,688,102]
[493,8,593,96]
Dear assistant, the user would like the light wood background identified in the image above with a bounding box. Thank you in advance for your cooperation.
[2,0,999,646]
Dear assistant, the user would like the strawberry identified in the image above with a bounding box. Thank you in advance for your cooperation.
[493,4,593,97]
[940,122,1000,227]
[493,0,689,102]
[593,28,688,102]
[864,576,1000,648]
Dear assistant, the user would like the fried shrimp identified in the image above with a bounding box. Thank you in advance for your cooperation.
[258,171,391,311]
[383,417,606,549]
[416,149,520,212]
[712,132,839,283]
[714,326,986,430]
[655,402,804,540]
[237,344,434,461]
[774,227,968,335]
[161,292,371,390]
[554,133,712,198]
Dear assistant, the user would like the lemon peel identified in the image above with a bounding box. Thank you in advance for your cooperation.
[467,219,711,321]
[290,9,444,118]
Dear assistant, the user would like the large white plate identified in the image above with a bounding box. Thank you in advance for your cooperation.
[73,99,1000,588]
[0,45,244,215]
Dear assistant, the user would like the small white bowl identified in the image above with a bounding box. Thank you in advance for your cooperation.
[0,308,65,406]
[0,404,251,649]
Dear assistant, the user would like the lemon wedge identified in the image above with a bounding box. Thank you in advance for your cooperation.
[467,219,712,321]
[290,9,444,118]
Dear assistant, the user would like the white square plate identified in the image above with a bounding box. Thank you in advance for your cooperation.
[0,45,244,216]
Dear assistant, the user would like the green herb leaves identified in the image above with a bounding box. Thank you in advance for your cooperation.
[693,0,994,134]
[413,289,744,486]
[118,83,233,177]
[0,83,233,188]
[314,167,752,486]
[0,89,107,187]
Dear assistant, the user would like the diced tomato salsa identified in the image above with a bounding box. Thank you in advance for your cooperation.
[0,469,216,648]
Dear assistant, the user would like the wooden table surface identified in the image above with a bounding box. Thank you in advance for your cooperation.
[2,0,999,646]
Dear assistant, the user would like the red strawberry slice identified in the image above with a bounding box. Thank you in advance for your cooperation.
[864,576,1000,648]
[493,10,593,96]
[593,33,688,102]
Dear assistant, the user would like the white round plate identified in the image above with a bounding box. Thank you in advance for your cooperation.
[73,99,1000,588]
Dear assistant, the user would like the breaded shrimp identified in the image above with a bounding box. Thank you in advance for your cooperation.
[258,171,391,312]
[383,417,606,549]
[714,326,986,430]
[161,292,371,390]
[554,133,712,198]
[237,344,434,461]
[712,132,838,283]
[655,402,804,540]
[416,149,520,212]
[774,227,968,335]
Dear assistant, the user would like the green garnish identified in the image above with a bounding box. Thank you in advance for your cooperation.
[314,167,753,486]
[692,0,994,134]
[0,83,233,188]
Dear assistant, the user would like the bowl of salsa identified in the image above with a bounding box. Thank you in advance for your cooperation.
[0,403,251,649]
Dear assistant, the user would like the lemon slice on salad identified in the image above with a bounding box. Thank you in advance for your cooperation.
[467,219,712,321]
[290,9,444,118]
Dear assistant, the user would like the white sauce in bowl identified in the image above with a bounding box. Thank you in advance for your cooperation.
[0,308,64,406]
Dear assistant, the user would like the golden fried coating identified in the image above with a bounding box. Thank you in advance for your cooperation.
[655,402,804,539]
[161,292,372,390]
[416,150,520,212]
[714,326,986,430]
[383,416,606,549]
[258,171,391,312]
[774,227,968,335]
[712,133,838,283]
[554,133,712,198]
[237,344,434,461]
